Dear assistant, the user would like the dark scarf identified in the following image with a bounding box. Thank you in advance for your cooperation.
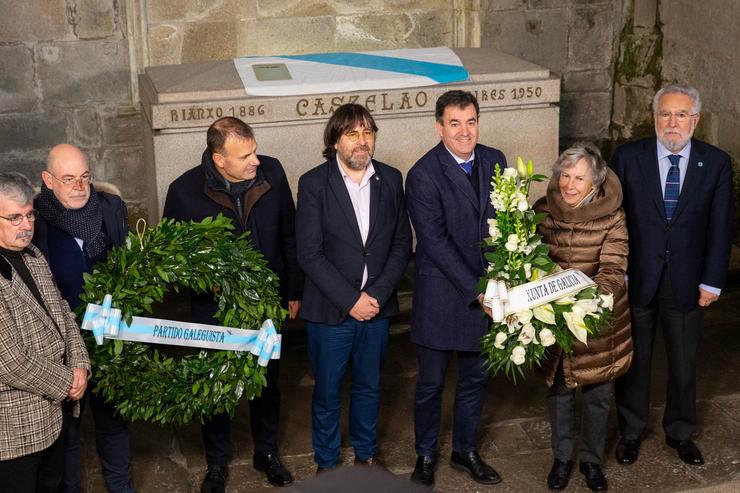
[201,150,257,218]
[36,182,107,259]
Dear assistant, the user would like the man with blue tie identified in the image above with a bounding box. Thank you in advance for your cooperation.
[612,84,734,467]
[406,90,506,487]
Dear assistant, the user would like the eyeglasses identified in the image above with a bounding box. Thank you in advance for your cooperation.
[656,111,698,123]
[47,172,93,187]
[0,210,38,226]
[343,129,375,143]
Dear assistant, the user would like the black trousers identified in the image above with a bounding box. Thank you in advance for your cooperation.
[0,416,66,493]
[615,269,702,441]
[547,359,612,464]
[202,359,281,466]
[413,345,488,457]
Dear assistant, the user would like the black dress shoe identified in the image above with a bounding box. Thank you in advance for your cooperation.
[450,450,502,485]
[666,438,704,465]
[547,459,573,491]
[253,452,294,487]
[201,465,228,493]
[410,455,437,487]
[615,438,640,465]
[579,462,608,492]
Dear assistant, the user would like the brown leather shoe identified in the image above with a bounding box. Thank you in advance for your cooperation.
[354,455,387,471]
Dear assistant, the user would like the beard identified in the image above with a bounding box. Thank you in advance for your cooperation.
[339,146,372,171]
[656,123,694,153]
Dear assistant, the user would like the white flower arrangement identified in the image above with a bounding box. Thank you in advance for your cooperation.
[479,158,614,381]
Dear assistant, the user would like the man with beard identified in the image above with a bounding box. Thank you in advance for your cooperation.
[0,171,90,492]
[33,144,135,493]
[295,104,411,473]
[612,84,734,468]
[163,117,302,492]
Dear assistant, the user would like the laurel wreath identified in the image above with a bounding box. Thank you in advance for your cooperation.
[77,215,286,425]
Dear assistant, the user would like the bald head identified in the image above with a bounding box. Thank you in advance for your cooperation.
[43,144,92,209]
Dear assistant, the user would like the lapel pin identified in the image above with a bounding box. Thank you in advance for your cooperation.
[374,175,380,181]
[698,161,703,167]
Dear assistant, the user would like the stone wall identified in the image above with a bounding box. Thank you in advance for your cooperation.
[0,0,146,216]
[479,0,623,149]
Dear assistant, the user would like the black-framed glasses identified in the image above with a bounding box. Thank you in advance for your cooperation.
[655,111,698,123]
[344,129,375,143]
[0,210,38,226]
[47,172,93,187]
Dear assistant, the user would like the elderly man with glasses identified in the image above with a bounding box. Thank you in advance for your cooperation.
[612,84,734,469]
[32,144,135,493]
[0,171,90,492]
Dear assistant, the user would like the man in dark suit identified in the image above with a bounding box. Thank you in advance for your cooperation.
[296,104,412,473]
[163,117,302,492]
[406,90,506,487]
[612,84,734,467]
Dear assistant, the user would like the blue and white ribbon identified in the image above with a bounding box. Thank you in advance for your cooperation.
[81,295,281,366]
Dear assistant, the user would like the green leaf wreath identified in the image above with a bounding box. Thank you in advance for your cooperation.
[77,214,287,425]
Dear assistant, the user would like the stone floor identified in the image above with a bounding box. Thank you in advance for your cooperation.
[77,281,740,492]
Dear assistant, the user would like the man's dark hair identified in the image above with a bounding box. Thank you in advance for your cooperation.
[322,104,378,160]
[207,117,255,155]
[435,90,480,122]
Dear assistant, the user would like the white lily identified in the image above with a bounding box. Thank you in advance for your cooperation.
[563,309,589,345]
[533,303,556,325]
[599,293,614,310]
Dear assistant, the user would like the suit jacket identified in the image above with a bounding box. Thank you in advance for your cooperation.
[0,245,90,461]
[611,137,734,311]
[296,159,412,325]
[162,151,303,323]
[406,141,507,351]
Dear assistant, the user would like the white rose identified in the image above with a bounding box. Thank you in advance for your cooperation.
[518,323,536,344]
[533,303,556,325]
[539,328,556,347]
[502,167,518,179]
[493,332,507,349]
[510,346,526,365]
[599,293,614,310]
[505,234,519,252]
[523,263,532,279]
[516,309,533,324]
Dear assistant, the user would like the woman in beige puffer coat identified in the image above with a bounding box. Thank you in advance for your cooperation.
[533,143,632,493]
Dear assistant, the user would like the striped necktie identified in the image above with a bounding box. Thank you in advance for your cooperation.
[459,160,473,175]
[664,154,681,221]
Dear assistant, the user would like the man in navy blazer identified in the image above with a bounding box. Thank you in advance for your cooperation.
[612,84,734,468]
[296,104,412,473]
[406,90,506,487]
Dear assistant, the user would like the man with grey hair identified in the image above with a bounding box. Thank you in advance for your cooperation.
[33,144,134,493]
[612,84,734,467]
[0,171,90,492]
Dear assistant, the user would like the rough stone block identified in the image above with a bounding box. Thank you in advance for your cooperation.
[256,0,357,17]
[481,0,524,11]
[73,0,117,39]
[101,146,146,201]
[71,108,101,148]
[480,8,569,74]
[0,150,49,183]
[0,0,70,42]
[0,45,37,113]
[102,108,145,147]
[181,22,236,63]
[560,92,611,139]
[147,0,257,23]
[406,11,455,48]
[237,16,335,56]
[717,118,740,163]
[563,69,612,93]
[37,40,130,105]
[633,0,657,28]
[335,14,414,50]
[527,0,610,7]
[568,6,614,70]
[148,24,184,66]
[0,111,67,153]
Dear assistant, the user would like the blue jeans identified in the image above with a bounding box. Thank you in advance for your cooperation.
[307,317,390,468]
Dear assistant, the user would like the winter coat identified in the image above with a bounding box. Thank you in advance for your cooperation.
[533,168,632,389]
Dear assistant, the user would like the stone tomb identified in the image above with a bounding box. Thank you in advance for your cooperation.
[139,48,560,222]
